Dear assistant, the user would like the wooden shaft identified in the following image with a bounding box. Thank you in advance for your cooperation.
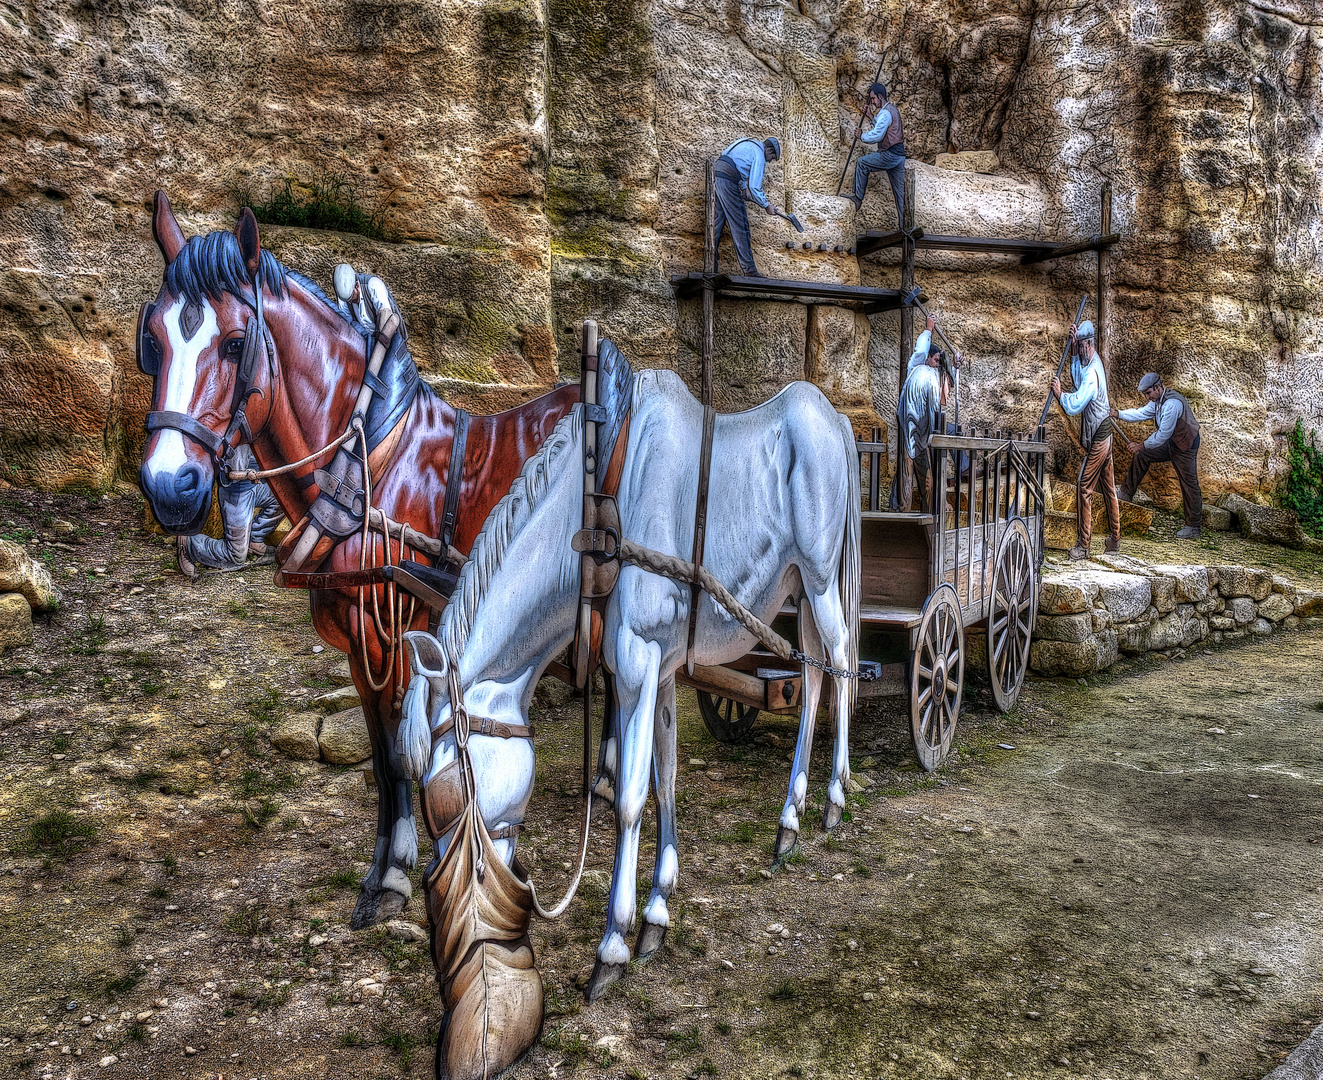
[1098,182,1112,377]
[702,159,717,409]
[836,52,889,197]
[898,168,916,402]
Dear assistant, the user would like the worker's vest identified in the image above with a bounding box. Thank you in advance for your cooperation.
[878,103,904,152]
[1159,388,1200,451]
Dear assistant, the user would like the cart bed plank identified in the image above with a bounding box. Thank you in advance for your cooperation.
[860,604,924,628]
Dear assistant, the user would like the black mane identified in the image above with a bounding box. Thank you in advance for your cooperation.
[164,229,289,308]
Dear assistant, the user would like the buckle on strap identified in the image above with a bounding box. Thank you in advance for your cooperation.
[571,526,619,563]
[146,411,224,458]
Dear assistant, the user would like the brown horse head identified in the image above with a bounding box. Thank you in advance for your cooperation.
[137,192,359,532]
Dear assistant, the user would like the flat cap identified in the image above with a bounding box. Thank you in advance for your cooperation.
[1138,371,1162,392]
[1075,319,1095,341]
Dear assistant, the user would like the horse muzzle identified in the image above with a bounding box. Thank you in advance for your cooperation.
[139,456,213,535]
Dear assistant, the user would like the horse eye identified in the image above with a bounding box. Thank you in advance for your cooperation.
[222,337,244,361]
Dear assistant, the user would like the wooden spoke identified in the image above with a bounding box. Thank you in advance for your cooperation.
[909,583,964,771]
[695,690,760,744]
[987,517,1038,713]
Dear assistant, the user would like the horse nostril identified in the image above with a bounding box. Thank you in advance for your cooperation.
[176,464,204,497]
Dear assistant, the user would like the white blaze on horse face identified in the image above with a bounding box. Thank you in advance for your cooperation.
[145,297,220,479]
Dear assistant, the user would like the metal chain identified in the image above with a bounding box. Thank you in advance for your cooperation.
[790,647,880,682]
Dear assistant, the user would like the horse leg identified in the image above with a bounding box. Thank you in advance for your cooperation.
[806,586,853,833]
[586,631,661,1002]
[636,675,678,961]
[591,672,618,809]
[774,598,826,861]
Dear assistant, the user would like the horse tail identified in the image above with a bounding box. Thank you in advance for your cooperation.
[838,414,862,721]
[397,631,444,781]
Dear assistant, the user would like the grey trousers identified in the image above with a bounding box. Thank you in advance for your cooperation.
[854,147,906,225]
[184,478,284,569]
[713,159,758,276]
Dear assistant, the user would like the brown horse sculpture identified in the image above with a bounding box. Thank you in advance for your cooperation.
[137,192,576,927]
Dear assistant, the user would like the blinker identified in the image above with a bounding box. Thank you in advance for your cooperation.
[136,301,162,376]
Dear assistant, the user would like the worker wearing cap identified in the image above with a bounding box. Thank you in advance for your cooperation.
[1111,373,1203,540]
[1051,320,1121,560]
[847,83,906,228]
[891,314,961,512]
[712,137,782,278]
[176,444,284,577]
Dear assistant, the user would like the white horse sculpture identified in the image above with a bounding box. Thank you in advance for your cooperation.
[398,365,861,1016]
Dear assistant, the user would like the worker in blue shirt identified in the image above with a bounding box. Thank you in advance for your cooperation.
[713,137,782,277]
[847,83,906,228]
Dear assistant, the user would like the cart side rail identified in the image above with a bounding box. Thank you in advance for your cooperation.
[927,418,1050,621]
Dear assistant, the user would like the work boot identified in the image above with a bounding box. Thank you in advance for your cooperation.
[846,196,862,213]
[1068,545,1089,562]
[176,535,196,578]
[1105,538,1120,553]
[248,540,267,557]
[1117,487,1134,504]
[1176,526,1201,540]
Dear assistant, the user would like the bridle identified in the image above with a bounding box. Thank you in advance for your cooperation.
[137,281,274,467]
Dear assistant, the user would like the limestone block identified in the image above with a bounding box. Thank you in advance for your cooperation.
[314,685,363,713]
[933,151,1000,174]
[1115,621,1151,654]
[1038,575,1099,615]
[1146,611,1188,651]
[676,300,806,411]
[1230,597,1256,624]
[0,592,34,651]
[1044,496,1152,538]
[1222,494,1322,551]
[1285,615,1301,629]
[1091,608,1113,632]
[319,707,373,766]
[1034,612,1093,643]
[1295,591,1323,618]
[1257,594,1294,622]
[1202,504,1232,531]
[1223,628,1248,642]
[0,540,61,611]
[1213,565,1272,601]
[1248,617,1274,636]
[1147,564,1211,604]
[1271,576,1298,604]
[1182,617,1208,648]
[1054,570,1152,622]
[1029,630,1118,677]
[856,161,1046,240]
[270,713,322,762]
[1209,615,1235,631]
[1044,510,1076,551]
[1148,575,1177,615]
[806,307,872,409]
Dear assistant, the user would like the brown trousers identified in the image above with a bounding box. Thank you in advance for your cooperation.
[1077,435,1121,548]
[892,450,933,513]
[1123,435,1202,529]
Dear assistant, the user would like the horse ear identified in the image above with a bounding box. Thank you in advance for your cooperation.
[152,190,186,264]
[235,207,262,281]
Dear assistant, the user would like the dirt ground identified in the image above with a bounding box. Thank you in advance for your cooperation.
[2,486,1322,1080]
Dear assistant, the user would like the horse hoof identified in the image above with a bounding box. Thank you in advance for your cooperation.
[635,921,667,960]
[822,800,843,832]
[773,825,798,861]
[349,886,408,930]
[585,959,627,1003]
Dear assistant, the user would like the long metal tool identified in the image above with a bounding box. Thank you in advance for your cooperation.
[770,207,805,232]
[1039,294,1090,429]
[835,51,889,197]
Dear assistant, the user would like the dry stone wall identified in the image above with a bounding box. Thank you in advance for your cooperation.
[1,0,1320,491]
[1030,553,1323,677]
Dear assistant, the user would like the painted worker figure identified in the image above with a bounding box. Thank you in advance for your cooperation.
[176,444,284,576]
[1111,372,1203,540]
[891,314,961,512]
[712,136,782,278]
[847,83,906,228]
[333,263,406,351]
[1051,320,1121,561]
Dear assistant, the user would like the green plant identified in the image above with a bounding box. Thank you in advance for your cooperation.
[1283,420,1323,537]
[768,979,800,1002]
[103,971,142,997]
[52,734,70,752]
[248,689,283,726]
[242,796,280,830]
[73,614,109,656]
[236,173,400,243]
[27,809,96,857]
[113,925,134,950]
[162,854,178,875]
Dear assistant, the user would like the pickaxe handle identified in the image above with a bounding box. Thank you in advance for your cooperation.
[771,208,805,232]
[1039,294,1090,429]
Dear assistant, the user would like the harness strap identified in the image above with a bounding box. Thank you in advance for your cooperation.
[685,402,717,676]
[146,411,225,457]
[440,409,470,549]
[431,712,534,746]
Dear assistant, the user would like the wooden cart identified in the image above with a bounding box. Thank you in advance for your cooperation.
[679,416,1048,770]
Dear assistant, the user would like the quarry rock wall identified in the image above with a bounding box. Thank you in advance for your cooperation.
[1,0,1319,496]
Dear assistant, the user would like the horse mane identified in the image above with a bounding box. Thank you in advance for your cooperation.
[436,405,583,665]
[164,231,354,330]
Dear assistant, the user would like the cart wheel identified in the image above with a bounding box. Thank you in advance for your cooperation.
[695,691,760,744]
[988,517,1037,713]
[910,583,963,771]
